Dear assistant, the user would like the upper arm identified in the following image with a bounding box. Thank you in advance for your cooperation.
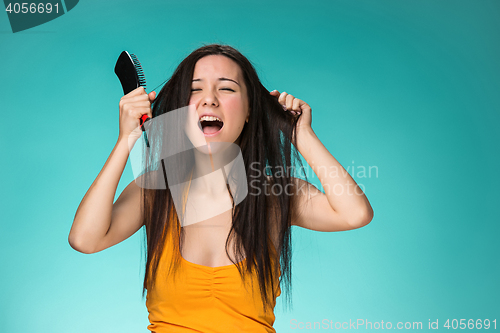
[290,177,366,232]
[92,178,144,253]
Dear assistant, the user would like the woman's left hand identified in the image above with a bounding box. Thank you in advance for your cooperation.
[270,90,312,137]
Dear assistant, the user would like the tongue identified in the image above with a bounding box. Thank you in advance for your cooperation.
[203,125,221,135]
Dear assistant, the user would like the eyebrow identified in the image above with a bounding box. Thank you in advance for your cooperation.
[192,77,240,86]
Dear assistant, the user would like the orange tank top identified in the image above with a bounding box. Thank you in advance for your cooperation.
[145,221,282,333]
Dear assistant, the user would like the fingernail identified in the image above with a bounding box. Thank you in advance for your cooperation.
[282,104,287,111]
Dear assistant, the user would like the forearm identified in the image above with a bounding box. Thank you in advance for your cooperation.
[295,128,373,224]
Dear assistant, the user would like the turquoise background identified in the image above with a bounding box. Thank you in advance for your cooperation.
[1,0,499,331]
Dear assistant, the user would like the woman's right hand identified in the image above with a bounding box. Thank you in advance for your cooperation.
[118,86,156,142]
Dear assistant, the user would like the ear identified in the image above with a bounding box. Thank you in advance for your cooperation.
[245,108,250,123]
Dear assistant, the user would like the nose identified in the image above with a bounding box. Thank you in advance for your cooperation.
[200,89,219,107]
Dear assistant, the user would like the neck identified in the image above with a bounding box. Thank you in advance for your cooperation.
[190,142,237,196]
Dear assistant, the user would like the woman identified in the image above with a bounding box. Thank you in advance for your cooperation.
[69,44,374,332]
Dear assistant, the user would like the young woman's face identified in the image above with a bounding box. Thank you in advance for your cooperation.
[187,55,249,147]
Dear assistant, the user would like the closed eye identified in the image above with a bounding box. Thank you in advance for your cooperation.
[190,88,235,92]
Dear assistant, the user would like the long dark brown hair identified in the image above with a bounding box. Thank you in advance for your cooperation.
[139,43,307,312]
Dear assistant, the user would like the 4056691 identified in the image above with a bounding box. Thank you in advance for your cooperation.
[443,319,496,330]
[5,2,60,14]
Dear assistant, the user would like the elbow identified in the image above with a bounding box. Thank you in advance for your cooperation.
[68,234,95,254]
[349,206,374,229]
[361,209,374,226]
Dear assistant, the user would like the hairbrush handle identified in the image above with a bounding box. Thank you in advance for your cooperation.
[140,114,150,126]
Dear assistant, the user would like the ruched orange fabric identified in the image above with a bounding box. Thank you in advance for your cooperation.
[146,222,281,333]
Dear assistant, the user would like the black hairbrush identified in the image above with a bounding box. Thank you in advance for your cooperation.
[114,51,147,95]
[114,51,150,146]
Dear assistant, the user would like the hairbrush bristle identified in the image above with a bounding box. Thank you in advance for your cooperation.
[129,53,147,88]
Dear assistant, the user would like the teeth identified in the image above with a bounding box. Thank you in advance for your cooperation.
[200,115,222,122]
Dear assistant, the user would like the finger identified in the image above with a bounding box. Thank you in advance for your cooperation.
[292,98,302,112]
[279,91,288,105]
[285,94,295,110]
[269,89,280,97]
[122,93,150,105]
[129,100,152,107]
[120,101,152,114]
[127,86,147,97]
[131,110,144,120]
[121,93,149,102]
[130,106,152,116]
[135,107,153,124]
[149,91,156,102]
[137,108,153,120]
[140,107,153,115]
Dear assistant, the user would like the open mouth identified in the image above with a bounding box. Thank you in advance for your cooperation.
[199,115,224,135]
